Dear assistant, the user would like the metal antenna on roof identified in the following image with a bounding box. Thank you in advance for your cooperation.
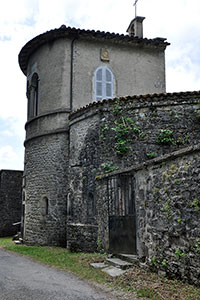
[133,0,139,18]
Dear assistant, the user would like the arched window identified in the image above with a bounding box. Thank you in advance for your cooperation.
[28,73,39,119]
[94,67,114,101]
[31,73,39,117]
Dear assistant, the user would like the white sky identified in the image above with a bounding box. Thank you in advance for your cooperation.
[0,0,200,170]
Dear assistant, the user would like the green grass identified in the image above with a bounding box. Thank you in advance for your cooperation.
[0,238,109,283]
[137,287,161,299]
[1,238,200,300]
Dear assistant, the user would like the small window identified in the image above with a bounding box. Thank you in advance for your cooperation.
[94,67,114,101]
[28,73,39,119]
[41,197,49,216]
[31,73,39,117]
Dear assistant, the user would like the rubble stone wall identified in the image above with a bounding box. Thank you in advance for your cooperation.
[0,170,22,237]
[134,145,200,285]
[24,132,68,247]
[70,92,200,284]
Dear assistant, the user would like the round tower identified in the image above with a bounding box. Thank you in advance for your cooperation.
[19,29,72,246]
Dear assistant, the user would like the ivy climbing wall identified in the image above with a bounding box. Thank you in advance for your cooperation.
[68,91,200,284]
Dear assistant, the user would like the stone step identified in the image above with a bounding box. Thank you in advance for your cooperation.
[106,257,132,270]
[115,253,139,265]
[14,240,22,244]
[90,262,107,269]
[102,266,127,277]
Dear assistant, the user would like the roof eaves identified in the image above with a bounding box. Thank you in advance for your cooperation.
[19,25,169,75]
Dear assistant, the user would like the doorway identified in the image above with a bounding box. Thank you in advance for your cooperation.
[107,175,137,254]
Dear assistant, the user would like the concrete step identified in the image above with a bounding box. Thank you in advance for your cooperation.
[90,262,107,269]
[115,253,139,265]
[106,257,132,270]
[102,266,127,277]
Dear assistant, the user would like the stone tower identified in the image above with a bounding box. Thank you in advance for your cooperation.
[19,19,169,246]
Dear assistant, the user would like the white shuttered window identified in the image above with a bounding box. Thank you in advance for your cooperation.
[94,67,114,101]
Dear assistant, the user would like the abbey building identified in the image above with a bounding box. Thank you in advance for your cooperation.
[18,15,200,284]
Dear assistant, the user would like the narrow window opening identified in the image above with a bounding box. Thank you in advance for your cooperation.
[41,197,49,216]
[87,192,96,218]
[28,73,39,119]
[45,197,49,216]
[31,73,39,117]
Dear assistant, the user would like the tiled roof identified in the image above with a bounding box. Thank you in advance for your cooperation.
[69,90,200,119]
[18,25,169,75]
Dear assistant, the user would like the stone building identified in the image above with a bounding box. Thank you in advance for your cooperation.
[18,15,200,284]
[0,170,23,237]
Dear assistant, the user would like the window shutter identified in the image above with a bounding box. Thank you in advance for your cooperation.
[94,67,114,101]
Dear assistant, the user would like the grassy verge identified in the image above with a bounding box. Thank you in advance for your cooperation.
[0,238,200,300]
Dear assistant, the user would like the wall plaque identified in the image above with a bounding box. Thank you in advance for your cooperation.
[100,48,110,62]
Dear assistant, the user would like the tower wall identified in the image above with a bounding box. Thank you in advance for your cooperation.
[24,131,68,246]
[26,38,72,114]
[23,37,70,246]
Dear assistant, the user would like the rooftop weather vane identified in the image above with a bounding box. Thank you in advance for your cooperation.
[133,0,140,18]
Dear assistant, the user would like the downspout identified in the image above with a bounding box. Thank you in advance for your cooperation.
[70,37,78,112]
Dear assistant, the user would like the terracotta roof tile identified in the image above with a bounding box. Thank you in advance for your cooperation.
[19,25,169,75]
[69,90,200,119]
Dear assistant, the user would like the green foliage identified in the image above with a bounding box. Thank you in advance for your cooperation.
[101,162,120,174]
[195,238,200,252]
[175,249,187,259]
[114,139,130,155]
[139,131,146,138]
[101,124,109,133]
[162,260,167,268]
[174,179,180,185]
[111,116,140,156]
[152,256,157,266]
[157,129,176,145]
[112,99,123,115]
[97,237,103,252]
[177,217,182,223]
[112,120,130,137]
[146,152,157,158]
[162,199,171,218]
[189,198,200,211]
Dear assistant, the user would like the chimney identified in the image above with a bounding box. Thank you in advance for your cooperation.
[127,16,145,38]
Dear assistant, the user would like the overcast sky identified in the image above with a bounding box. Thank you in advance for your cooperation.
[0,0,200,171]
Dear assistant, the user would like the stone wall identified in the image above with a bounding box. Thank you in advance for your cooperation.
[0,170,22,237]
[23,132,68,246]
[134,145,200,285]
[70,92,200,174]
[96,145,200,285]
[67,112,100,251]
[69,91,200,284]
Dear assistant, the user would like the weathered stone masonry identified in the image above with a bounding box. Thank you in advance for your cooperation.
[97,145,200,285]
[0,170,23,237]
[69,91,200,284]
